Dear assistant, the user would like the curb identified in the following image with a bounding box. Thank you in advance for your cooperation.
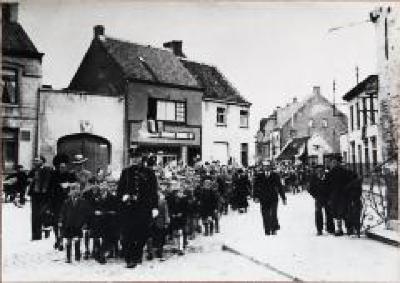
[221,244,303,282]
[365,230,400,247]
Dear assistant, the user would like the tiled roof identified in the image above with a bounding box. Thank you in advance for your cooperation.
[2,22,43,58]
[100,36,199,88]
[181,60,250,105]
[342,74,378,101]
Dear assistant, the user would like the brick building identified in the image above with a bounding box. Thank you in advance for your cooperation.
[256,86,347,165]
[1,3,44,173]
[69,26,203,166]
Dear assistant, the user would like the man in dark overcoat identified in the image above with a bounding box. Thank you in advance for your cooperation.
[257,165,287,235]
[27,156,53,240]
[233,168,251,213]
[324,156,357,236]
[308,166,335,235]
[117,148,159,268]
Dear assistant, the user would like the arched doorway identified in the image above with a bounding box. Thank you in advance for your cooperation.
[57,133,111,174]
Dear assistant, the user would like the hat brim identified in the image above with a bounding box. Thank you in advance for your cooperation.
[72,158,88,164]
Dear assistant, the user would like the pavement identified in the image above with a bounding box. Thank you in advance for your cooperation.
[2,192,400,281]
[219,192,400,281]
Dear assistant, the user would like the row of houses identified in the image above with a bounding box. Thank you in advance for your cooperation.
[256,4,398,225]
[256,86,348,166]
[1,3,254,175]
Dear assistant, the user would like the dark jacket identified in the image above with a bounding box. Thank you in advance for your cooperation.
[199,187,219,217]
[259,171,286,204]
[308,172,330,203]
[28,166,53,196]
[48,170,76,213]
[117,164,159,212]
[4,170,28,194]
[324,165,358,218]
[60,197,91,229]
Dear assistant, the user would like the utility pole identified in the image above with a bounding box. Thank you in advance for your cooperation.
[356,66,359,84]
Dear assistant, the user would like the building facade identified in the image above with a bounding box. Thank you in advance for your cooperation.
[1,3,44,173]
[340,75,381,176]
[38,89,124,174]
[69,26,203,166]
[181,60,253,167]
[370,5,399,223]
[257,86,347,165]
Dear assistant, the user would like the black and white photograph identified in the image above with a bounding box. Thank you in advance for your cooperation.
[1,0,399,281]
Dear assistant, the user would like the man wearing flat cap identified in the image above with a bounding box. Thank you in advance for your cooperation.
[117,146,159,268]
[28,156,53,240]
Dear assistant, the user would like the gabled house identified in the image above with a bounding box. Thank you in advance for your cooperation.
[1,3,44,173]
[180,59,253,167]
[257,86,348,166]
[68,26,203,167]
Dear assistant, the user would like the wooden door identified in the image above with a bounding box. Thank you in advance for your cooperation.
[57,134,111,174]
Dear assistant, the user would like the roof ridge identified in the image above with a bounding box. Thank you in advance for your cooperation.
[104,35,171,54]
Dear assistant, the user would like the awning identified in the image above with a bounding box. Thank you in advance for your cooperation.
[276,136,309,161]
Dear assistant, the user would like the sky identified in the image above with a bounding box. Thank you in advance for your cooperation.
[18,0,379,136]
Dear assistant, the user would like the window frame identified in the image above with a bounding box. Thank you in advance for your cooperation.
[155,99,187,124]
[216,107,227,126]
[350,105,354,131]
[322,118,328,128]
[2,68,19,105]
[240,109,249,128]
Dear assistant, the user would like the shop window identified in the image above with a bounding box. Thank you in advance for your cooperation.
[2,68,18,104]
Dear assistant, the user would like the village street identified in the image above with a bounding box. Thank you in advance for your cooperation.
[2,192,399,281]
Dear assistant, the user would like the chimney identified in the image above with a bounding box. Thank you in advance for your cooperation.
[2,3,19,23]
[312,86,321,96]
[163,40,186,58]
[94,25,105,39]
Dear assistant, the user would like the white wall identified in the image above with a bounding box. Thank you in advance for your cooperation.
[38,90,124,173]
[201,100,255,166]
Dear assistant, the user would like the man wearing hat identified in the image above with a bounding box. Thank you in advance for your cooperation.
[27,156,53,240]
[117,146,159,268]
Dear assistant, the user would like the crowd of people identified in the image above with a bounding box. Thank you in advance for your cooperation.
[2,152,363,268]
[2,150,254,267]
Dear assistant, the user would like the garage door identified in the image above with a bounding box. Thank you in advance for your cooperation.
[212,142,228,165]
[57,133,111,174]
